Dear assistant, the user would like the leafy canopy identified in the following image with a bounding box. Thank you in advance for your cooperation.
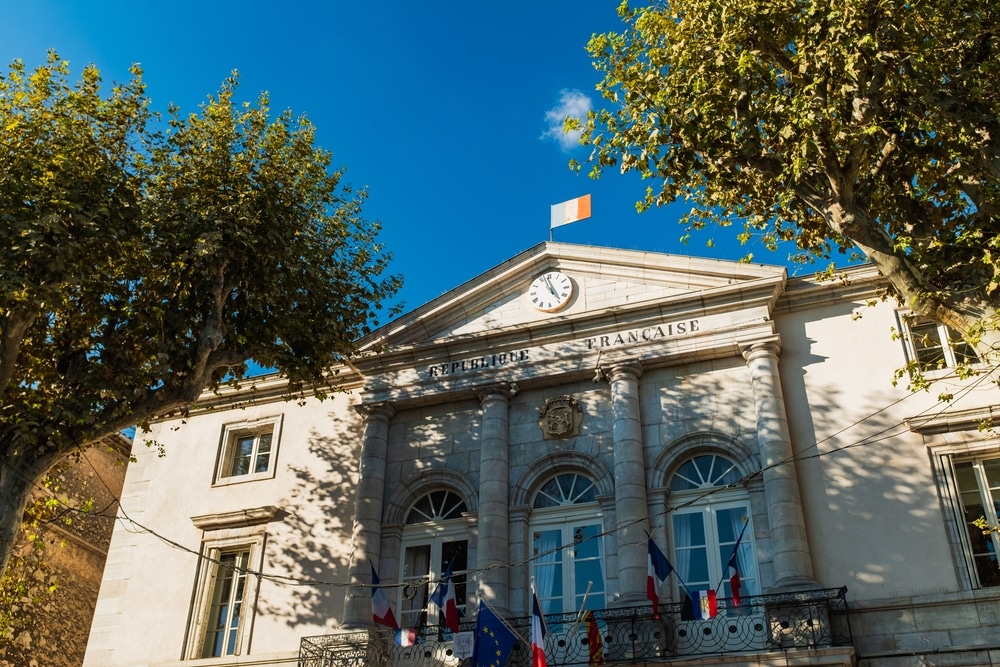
[0,52,400,576]
[576,0,1000,358]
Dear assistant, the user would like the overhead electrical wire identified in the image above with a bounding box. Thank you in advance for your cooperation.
[2,356,997,595]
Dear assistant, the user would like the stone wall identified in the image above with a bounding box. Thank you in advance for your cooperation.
[0,439,127,667]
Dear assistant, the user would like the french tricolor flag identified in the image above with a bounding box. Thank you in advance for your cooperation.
[550,194,592,229]
[727,551,742,607]
[693,590,717,619]
[370,560,398,629]
[646,537,673,619]
[726,519,750,607]
[394,628,417,646]
[429,562,460,633]
[530,583,548,667]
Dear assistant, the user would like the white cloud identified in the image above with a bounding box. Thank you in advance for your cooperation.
[541,89,592,151]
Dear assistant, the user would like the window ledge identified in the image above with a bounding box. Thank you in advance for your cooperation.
[191,506,279,531]
[212,470,277,488]
[907,405,1000,435]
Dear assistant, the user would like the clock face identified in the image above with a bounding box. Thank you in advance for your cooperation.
[528,271,574,312]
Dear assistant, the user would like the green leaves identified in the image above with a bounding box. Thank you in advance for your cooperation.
[0,56,400,577]
[581,0,1000,361]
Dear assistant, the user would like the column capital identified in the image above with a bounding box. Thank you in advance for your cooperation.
[606,360,643,383]
[741,339,782,363]
[474,382,514,404]
[354,401,396,421]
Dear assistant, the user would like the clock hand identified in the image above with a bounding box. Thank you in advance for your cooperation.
[543,274,558,297]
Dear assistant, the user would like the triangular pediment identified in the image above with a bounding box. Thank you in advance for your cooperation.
[358,242,787,354]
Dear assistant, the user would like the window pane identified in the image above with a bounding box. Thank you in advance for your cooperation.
[983,460,1000,491]
[974,553,1000,587]
[670,460,700,491]
[673,513,709,587]
[405,491,468,524]
[573,524,604,612]
[533,474,597,508]
[203,550,249,658]
[576,560,604,596]
[669,455,741,491]
[402,545,430,628]
[442,540,468,619]
[694,456,714,481]
[573,524,602,559]
[534,529,563,614]
[911,322,946,365]
[229,437,255,477]
[716,508,746,543]
[951,339,978,364]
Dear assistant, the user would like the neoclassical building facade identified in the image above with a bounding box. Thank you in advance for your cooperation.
[84,243,1000,667]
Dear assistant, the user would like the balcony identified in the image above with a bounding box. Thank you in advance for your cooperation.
[300,587,852,666]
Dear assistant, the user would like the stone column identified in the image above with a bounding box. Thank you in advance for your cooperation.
[507,505,531,617]
[343,402,396,629]
[743,342,818,592]
[607,362,650,604]
[475,383,512,613]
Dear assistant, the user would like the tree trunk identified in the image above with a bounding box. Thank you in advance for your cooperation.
[0,446,63,579]
[822,201,1000,365]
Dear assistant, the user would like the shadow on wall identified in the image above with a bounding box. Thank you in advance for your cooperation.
[257,408,361,629]
[777,317,970,598]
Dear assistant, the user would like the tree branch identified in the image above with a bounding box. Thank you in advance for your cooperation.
[0,309,35,401]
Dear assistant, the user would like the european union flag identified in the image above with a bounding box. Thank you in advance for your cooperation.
[471,600,519,667]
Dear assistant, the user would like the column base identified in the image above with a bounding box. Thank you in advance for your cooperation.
[770,575,821,593]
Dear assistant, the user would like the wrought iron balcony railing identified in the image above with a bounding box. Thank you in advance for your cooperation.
[300,587,851,667]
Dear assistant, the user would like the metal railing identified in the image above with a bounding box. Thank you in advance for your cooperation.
[300,587,851,667]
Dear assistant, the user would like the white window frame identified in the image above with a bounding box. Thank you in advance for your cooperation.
[529,472,607,616]
[529,506,607,615]
[398,522,469,630]
[943,453,1000,589]
[397,491,471,630]
[214,414,283,485]
[918,413,1000,591]
[667,493,759,605]
[185,526,267,660]
[898,313,979,370]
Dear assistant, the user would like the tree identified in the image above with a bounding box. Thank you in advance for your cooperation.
[0,53,401,578]
[575,0,1000,362]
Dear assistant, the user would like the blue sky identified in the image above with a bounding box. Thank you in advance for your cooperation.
[1,1,806,316]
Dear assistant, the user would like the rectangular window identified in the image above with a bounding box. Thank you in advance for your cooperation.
[215,415,283,484]
[954,457,1000,587]
[900,314,978,369]
[202,549,251,657]
[228,432,273,477]
[531,522,606,615]
[186,511,272,660]
[399,539,467,629]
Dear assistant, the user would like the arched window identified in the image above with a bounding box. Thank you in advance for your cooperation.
[400,491,468,629]
[531,473,606,614]
[668,454,758,604]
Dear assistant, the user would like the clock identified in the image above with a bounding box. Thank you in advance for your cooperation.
[528,271,574,312]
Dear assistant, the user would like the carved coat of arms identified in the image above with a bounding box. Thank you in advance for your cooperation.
[538,395,583,440]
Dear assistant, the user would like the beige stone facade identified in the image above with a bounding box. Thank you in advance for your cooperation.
[84,243,1000,667]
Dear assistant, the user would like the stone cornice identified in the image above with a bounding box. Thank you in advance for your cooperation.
[191,505,280,531]
[906,405,1000,435]
[775,264,885,313]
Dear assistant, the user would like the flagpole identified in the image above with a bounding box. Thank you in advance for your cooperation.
[566,581,593,638]
[714,518,750,594]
